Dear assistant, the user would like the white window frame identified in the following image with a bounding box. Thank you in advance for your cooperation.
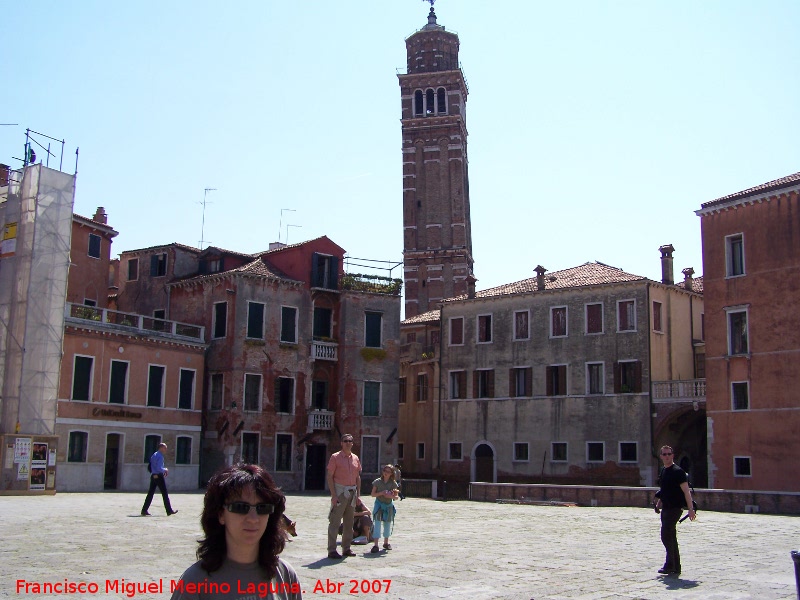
[586,362,604,395]
[551,441,568,463]
[513,309,530,341]
[586,441,605,463]
[243,373,262,412]
[363,380,381,417]
[550,306,568,338]
[731,380,750,411]
[176,435,193,465]
[726,306,750,356]
[733,455,752,478]
[67,430,89,463]
[275,376,296,414]
[241,431,260,464]
[178,368,197,410]
[71,354,94,401]
[246,302,266,340]
[619,441,638,464]
[449,370,466,400]
[209,372,224,410]
[585,302,604,335]
[476,313,493,344]
[448,442,463,461]
[725,232,746,278]
[108,359,130,405]
[212,301,228,339]
[513,442,530,463]
[146,363,166,408]
[281,305,299,343]
[448,316,465,346]
[275,432,293,472]
[616,299,637,332]
[361,435,381,474]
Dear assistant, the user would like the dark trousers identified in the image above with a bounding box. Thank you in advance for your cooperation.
[142,474,174,514]
[660,507,683,571]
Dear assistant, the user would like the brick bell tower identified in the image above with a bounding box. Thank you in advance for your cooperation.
[398,4,474,318]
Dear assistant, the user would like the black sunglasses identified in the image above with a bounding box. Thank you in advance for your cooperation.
[225,501,275,515]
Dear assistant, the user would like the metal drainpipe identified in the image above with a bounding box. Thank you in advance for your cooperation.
[436,306,444,474]
[647,283,656,485]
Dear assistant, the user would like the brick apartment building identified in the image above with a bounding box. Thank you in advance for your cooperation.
[118,237,401,490]
[697,171,800,492]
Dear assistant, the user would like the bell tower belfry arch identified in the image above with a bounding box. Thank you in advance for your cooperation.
[398,5,474,318]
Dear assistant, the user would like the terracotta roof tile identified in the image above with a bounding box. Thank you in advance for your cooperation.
[470,262,646,299]
[701,171,800,209]
[402,309,440,325]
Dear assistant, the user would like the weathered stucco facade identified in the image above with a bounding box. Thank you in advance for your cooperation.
[399,259,705,488]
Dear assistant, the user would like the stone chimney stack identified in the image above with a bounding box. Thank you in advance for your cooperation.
[466,273,477,299]
[93,207,108,225]
[682,267,695,291]
[659,244,675,285]
[534,265,547,291]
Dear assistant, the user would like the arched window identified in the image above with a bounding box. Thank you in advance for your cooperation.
[426,89,435,115]
[437,88,446,114]
[414,90,424,116]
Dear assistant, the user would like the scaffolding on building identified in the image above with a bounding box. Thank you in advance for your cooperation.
[0,163,75,435]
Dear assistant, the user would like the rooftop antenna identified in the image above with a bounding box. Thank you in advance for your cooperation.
[286,224,301,245]
[278,208,295,243]
[199,188,216,250]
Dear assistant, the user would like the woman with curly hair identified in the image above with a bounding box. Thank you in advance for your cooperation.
[170,463,302,599]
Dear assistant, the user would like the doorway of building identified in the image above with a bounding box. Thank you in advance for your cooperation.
[655,407,708,487]
[104,434,121,490]
[305,444,328,490]
[473,443,494,483]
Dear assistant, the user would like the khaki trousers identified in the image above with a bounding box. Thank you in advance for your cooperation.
[327,490,356,553]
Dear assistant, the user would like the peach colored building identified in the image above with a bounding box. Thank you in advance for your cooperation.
[697,171,800,492]
[55,209,206,491]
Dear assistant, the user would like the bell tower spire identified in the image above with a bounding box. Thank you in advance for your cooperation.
[398,4,474,317]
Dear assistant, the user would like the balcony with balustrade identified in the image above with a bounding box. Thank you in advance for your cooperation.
[311,340,338,361]
[308,410,335,431]
[64,303,205,343]
[651,379,706,404]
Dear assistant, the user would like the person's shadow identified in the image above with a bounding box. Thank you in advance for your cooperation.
[658,575,700,591]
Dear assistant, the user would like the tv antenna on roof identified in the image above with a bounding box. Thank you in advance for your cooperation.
[198,188,216,250]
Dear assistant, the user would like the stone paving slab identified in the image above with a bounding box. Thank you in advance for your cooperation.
[1,492,798,599]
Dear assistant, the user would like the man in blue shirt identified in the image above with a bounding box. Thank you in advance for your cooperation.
[141,443,178,516]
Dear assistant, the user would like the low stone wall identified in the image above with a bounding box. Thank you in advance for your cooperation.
[469,482,800,515]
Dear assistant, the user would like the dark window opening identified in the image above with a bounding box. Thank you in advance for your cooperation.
[88,234,101,259]
[176,437,191,465]
[247,302,265,339]
[275,377,294,414]
[109,360,127,404]
[437,87,446,113]
[313,307,332,339]
[546,365,567,396]
[414,90,424,116]
[213,302,227,339]
[150,253,167,277]
[72,356,93,401]
[147,365,165,407]
[276,434,292,472]
[178,369,195,410]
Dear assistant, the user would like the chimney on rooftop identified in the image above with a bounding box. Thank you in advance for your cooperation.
[466,273,477,299]
[93,207,108,224]
[659,244,675,285]
[534,265,547,291]
[268,242,286,251]
[682,267,694,291]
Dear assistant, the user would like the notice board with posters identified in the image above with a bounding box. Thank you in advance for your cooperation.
[0,434,58,495]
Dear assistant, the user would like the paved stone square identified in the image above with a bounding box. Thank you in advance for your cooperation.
[1,491,798,599]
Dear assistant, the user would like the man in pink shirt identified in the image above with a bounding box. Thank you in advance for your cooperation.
[326,433,361,559]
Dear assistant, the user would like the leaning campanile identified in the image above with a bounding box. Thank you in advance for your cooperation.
[399,4,474,318]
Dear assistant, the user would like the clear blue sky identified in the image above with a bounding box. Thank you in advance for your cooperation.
[3,1,799,297]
